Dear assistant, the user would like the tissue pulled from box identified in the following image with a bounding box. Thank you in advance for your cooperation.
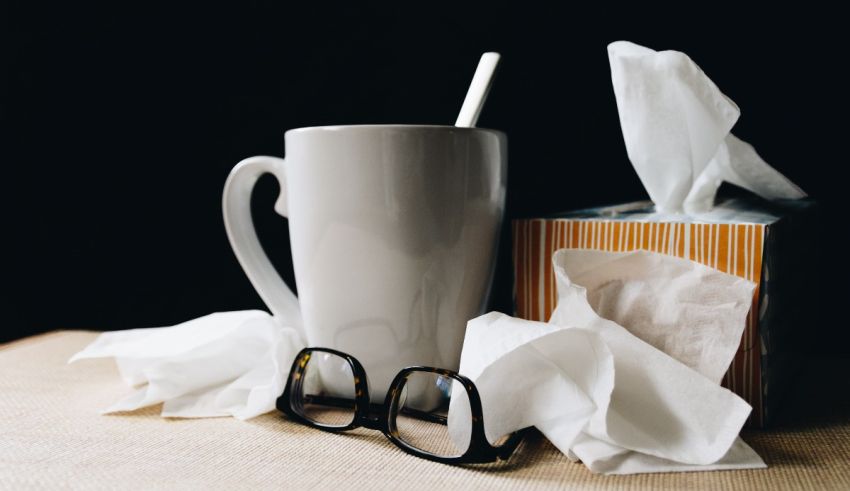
[69,310,304,420]
[608,40,805,214]
[448,249,765,474]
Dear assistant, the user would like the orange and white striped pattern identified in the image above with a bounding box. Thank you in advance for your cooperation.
[512,219,766,426]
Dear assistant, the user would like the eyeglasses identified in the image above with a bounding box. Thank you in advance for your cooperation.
[276,347,524,464]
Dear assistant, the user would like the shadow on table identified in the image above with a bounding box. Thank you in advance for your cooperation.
[768,355,850,428]
[742,355,850,468]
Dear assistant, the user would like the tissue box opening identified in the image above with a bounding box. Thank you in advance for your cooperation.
[512,197,817,428]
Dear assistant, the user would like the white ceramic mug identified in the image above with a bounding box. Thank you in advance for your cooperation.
[223,125,507,399]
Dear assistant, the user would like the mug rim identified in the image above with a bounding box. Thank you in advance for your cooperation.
[285,124,505,138]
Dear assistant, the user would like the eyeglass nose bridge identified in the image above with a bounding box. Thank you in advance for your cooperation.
[360,414,387,432]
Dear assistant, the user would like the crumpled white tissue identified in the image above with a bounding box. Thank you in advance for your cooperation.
[608,40,805,214]
[69,310,304,420]
[448,249,766,474]
[558,249,755,383]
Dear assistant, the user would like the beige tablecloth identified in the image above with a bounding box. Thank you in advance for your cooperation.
[1,331,849,490]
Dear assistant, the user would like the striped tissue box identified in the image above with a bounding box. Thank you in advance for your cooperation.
[512,197,817,427]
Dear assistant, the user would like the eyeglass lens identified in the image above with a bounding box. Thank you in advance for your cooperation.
[294,351,357,428]
[392,371,471,458]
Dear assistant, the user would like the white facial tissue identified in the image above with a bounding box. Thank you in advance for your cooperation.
[608,40,805,214]
[69,310,304,420]
[448,249,765,474]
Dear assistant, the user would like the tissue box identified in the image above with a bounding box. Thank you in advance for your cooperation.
[512,197,817,427]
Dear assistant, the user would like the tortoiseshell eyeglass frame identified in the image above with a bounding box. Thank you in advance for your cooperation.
[276,347,525,464]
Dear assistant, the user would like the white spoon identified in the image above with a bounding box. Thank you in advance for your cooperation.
[455,52,501,128]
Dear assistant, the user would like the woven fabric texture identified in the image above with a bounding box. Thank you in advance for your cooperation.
[1,331,848,490]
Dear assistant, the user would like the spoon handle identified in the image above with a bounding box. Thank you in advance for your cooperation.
[455,52,501,128]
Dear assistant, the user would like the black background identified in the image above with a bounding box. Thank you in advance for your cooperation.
[2,3,846,352]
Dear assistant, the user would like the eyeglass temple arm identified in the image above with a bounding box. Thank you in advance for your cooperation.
[493,428,529,460]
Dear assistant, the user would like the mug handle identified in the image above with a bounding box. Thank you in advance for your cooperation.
[222,156,303,335]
